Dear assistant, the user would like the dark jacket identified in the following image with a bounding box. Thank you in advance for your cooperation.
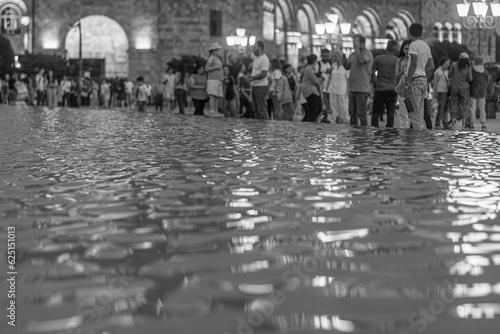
[470,65,489,99]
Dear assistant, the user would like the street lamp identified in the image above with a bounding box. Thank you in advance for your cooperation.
[339,23,352,56]
[21,16,30,53]
[457,0,500,54]
[315,14,349,51]
[226,28,255,54]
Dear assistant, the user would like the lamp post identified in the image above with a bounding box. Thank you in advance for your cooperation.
[70,21,83,107]
[457,0,500,54]
[20,16,30,53]
[339,23,352,55]
[226,28,256,64]
[314,14,350,52]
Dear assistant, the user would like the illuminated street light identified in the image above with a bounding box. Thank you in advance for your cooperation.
[456,0,500,54]
[21,16,30,26]
[226,28,254,56]
[315,23,326,36]
[340,23,352,35]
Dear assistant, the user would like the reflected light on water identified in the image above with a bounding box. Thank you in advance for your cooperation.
[454,283,500,298]
[232,260,270,273]
[456,303,500,319]
[448,256,489,276]
[317,229,370,243]
[311,276,335,287]
[313,315,355,332]
[3,108,500,333]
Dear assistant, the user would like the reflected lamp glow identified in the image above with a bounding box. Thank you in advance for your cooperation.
[315,23,325,35]
[236,28,246,37]
[457,3,471,17]
[249,35,256,46]
[240,36,248,47]
[472,1,488,17]
[135,37,151,50]
[21,16,30,26]
[340,23,352,35]
[43,38,59,49]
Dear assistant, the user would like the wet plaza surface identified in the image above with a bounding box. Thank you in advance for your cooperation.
[1,105,500,334]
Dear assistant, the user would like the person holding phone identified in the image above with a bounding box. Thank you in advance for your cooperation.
[342,34,373,126]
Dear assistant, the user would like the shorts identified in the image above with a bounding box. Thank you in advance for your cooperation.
[165,88,173,100]
[207,80,223,98]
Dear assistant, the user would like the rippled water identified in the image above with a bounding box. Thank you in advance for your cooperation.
[1,105,500,334]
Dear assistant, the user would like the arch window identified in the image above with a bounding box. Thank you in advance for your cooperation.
[65,15,130,78]
[296,8,310,48]
[452,23,462,44]
[433,22,444,42]
[275,4,285,45]
[1,5,21,34]
[443,22,453,43]
[263,1,275,41]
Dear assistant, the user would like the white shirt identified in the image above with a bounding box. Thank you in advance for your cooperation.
[408,39,432,79]
[251,54,270,87]
[125,81,134,94]
[319,61,332,92]
[165,74,175,89]
[328,64,349,95]
[61,80,72,93]
[36,74,46,91]
[269,69,282,92]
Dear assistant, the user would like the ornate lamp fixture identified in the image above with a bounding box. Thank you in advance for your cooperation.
[457,0,500,29]
[456,0,500,53]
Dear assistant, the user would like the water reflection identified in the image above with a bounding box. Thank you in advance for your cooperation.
[1,106,500,333]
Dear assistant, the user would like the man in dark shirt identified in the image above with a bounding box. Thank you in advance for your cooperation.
[8,73,18,105]
[342,34,374,126]
[371,40,399,127]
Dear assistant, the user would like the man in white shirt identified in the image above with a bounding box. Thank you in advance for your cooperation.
[124,79,135,109]
[250,40,270,119]
[405,23,435,130]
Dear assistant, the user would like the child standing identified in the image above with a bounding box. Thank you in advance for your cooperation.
[136,76,148,112]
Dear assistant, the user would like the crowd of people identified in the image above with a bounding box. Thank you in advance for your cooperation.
[0,69,170,111]
[0,22,495,130]
[193,23,493,131]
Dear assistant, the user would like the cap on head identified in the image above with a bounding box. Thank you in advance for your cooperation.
[459,52,469,59]
[208,42,223,51]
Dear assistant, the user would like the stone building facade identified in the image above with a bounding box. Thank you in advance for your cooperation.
[1,0,498,81]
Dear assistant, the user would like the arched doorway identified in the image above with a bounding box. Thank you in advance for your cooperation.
[65,15,129,78]
[352,8,381,50]
[0,0,29,53]
[386,10,416,42]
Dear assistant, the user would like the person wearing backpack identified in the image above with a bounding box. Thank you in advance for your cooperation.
[470,57,489,130]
